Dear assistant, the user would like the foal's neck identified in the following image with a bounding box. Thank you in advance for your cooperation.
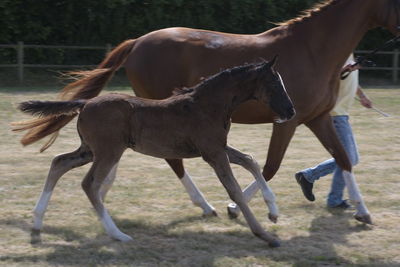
[190,72,257,116]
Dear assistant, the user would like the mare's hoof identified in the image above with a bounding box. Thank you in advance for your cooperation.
[227,203,240,219]
[268,213,278,224]
[354,214,373,225]
[203,209,218,217]
[30,229,42,244]
[268,239,281,248]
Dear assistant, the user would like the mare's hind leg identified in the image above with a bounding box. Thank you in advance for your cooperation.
[202,150,279,247]
[226,146,278,223]
[81,147,132,241]
[165,159,217,216]
[306,113,372,224]
[32,145,93,235]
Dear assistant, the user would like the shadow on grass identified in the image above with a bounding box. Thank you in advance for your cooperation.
[0,214,396,266]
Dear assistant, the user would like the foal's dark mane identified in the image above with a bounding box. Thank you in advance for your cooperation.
[278,0,340,26]
[172,62,266,97]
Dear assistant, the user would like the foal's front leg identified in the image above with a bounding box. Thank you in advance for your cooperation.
[202,150,280,247]
[226,146,279,223]
[227,123,297,219]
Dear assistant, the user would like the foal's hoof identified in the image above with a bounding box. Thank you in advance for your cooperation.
[227,203,240,219]
[30,229,42,244]
[113,233,133,242]
[268,213,278,224]
[354,214,373,225]
[203,209,218,217]
[268,239,281,248]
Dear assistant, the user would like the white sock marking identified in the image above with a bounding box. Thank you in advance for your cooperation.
[180,171,215,215]
[33,191,52,230]
[100,209,132,242]
[343,170,369,215]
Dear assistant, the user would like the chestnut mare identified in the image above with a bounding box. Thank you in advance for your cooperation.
[15,0,400,224]
[17,61,294,247]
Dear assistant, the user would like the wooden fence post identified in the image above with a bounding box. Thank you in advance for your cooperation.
[392,49,399,83]
[17,41,24,83]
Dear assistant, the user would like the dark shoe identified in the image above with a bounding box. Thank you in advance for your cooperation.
[295,172,315,201]
[329,200,354,210]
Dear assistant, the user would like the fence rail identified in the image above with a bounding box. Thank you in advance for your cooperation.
[0,42,112,82]
[0,42,399,83]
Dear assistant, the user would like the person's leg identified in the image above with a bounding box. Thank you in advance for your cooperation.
[300,158,336,183]
[326,115,359,207]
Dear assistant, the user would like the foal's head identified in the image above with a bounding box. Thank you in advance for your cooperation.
[252,57,295,123]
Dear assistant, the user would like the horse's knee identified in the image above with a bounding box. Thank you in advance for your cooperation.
[50,154,67,170]
[243,154,259,169]
[228,191,245,205]
[81,176,92,195]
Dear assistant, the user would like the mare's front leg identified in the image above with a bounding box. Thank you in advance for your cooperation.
[227,122,297,218]
[165,159,216,216]
[202,150,280,247]
[306,113,372,224]
[226,146,278,223]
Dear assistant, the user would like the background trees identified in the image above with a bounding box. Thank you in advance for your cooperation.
[0,0,393,73]
[0,0,390,46]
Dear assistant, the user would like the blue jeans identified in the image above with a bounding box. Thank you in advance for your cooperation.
[300,116,359,207]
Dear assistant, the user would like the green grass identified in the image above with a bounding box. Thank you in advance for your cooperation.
[0,87,399,266]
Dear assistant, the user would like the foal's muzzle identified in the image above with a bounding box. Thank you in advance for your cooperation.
[274,106,296,123]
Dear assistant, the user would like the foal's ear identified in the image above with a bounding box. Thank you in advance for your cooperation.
[268,55,279,68]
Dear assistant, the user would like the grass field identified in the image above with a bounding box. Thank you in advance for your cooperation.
[0,87,399,267]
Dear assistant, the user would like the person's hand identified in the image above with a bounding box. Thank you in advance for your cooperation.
[359,94,372,108]
[342,63,361,72]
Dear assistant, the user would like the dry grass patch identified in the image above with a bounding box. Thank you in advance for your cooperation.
[0,87,399,266]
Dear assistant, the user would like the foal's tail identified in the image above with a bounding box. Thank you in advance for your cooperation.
[17,100,87,117]
[13,99,88,152]
[13,39,136,151]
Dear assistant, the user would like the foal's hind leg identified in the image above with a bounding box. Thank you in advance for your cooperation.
[202,150,279,247]
[165,159,217,216]
[99,163,118,202]
[32,146,93,234]
[226,146,279,223]
[81,148,132,241]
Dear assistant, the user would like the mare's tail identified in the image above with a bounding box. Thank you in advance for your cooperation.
[13,39,136,151]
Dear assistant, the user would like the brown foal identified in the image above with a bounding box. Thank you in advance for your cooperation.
[16,60,294,247]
